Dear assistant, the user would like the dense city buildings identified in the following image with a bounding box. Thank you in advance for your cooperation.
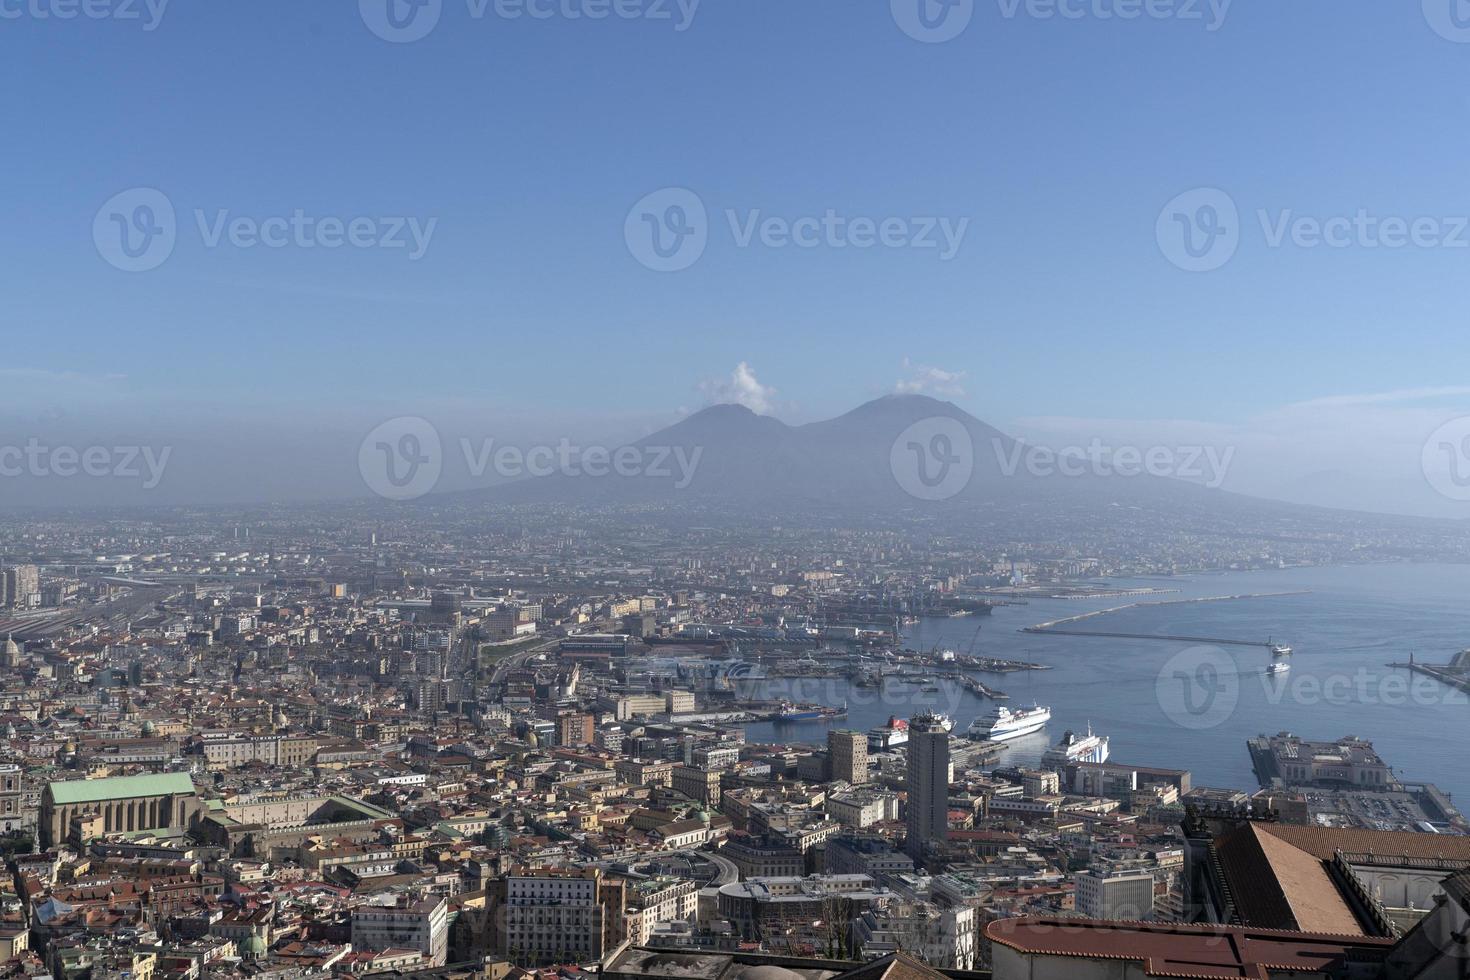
[0,510,1460,980]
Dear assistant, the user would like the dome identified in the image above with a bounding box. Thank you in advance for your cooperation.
[141,720,157,736]
[729,966,808,980]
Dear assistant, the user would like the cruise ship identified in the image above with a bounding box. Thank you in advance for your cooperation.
[1040,725,1110,769]
[968,704,1051,741]
[867,716,909,751]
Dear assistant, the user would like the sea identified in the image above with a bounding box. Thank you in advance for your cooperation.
[741,563,1470,803]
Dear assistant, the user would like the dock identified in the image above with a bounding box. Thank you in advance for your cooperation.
[1020,591,1310,650]
[1386,657,1470,699]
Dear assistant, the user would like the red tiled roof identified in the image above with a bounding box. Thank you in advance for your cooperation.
[987,917,1396,980]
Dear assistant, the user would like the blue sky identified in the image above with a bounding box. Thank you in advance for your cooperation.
[4,0,1470,510]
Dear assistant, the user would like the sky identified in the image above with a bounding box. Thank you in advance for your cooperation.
[4,0,1470,513]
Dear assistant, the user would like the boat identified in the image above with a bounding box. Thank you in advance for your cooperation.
[1268,639,1292,657]
[775,702,823,722]
[1040,725,1110,769]
[969,704,1051,741]
[867,716,909,750]
[1265,661,1290,675]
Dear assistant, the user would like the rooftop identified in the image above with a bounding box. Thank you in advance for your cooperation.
[46,772,195,806]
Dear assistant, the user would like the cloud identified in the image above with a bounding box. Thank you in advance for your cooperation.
[700,362,777,415]
[1283,386,1470,410]
[896,359,967,398]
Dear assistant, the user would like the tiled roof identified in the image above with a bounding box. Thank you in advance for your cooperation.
[987,916,1396,980]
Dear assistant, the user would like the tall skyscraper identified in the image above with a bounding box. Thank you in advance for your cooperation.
[905,711,952,860]
[828,729,869,785]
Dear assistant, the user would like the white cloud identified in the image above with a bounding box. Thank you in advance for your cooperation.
[700,362,777,415]
[1284,386,1470,410]
[896,358,967,398]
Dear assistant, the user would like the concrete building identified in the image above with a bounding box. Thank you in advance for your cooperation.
[672,765,722,807]
[40,772,200,849]
[1076,868,1156,921]
[852,901,977,970]
[716,875,891,940]
[503,868,607,966]
[828,730,869,785]
[905,712,952,860]
[351,896,449,967]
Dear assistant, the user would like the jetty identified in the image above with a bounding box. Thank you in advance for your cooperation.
[1020,591,1310,650]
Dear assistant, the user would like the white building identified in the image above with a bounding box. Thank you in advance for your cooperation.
[504,868,606,965]
[351,896,448,967]
[1075,868,1156,921]
[851,901,977,970]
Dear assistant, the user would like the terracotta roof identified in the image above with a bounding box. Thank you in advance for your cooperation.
[1254,824,1470,862]
[987,916,1397,980]
[1213,822,1470,935]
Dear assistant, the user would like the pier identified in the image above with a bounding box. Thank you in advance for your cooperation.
[1387,653,1470,699]
[1020,591,1310,650]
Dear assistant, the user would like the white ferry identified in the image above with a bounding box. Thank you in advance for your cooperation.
[968,704,1051,741]
[1266,661,1290,676]
[1040,725,1110,769]
[867,716,910,751]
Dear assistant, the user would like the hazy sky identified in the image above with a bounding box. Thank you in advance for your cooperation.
[4,1,1470,513]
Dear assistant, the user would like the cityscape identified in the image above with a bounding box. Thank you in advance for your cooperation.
[8,2,1470,980]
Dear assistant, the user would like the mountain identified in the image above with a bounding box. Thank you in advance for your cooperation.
[486,394,1233,512]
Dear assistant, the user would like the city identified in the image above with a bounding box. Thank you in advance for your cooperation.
[8,0,1470,978]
